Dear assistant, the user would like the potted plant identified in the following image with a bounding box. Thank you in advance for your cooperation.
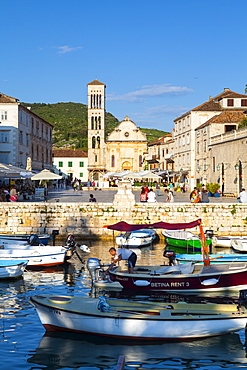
[206,183,221,197]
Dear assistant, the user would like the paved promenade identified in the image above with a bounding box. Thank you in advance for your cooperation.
[45,186,237,203]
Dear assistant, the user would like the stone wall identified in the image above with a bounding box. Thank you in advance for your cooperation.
[0,201,247,238]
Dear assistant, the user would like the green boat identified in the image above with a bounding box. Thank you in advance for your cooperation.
[162,230,213,253]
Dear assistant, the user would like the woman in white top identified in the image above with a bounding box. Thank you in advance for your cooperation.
[164,189,174,202]
[147,188,156,202]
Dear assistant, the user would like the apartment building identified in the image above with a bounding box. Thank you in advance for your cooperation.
[173,88,247,190]
[0,93,53,171]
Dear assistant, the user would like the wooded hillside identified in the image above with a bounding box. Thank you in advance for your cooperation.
[22,102,169,151]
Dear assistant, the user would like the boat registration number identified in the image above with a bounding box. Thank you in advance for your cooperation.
[49,308,61,315]
[151,282,190,288]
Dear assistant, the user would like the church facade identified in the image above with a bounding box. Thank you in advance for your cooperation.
[87,80,148,180]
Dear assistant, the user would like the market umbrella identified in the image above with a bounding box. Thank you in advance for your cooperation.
[140,172,162,179]
[31,169,62,181]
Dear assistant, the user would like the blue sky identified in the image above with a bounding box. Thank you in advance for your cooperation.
[2,0,247,132]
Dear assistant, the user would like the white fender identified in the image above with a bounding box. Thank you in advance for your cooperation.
[134,280,150,286]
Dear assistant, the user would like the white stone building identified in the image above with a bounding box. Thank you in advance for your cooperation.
[0,93,53,171]
[173,88,247,190]
[53,149,88,182]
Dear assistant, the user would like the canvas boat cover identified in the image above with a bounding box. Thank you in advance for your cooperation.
[105,219,201,232]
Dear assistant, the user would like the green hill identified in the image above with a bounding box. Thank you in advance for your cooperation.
[21,102,169,151]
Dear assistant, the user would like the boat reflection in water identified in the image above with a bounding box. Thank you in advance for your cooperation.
[28,331,246,369]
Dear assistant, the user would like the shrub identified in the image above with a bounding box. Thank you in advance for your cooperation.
[206,183,220,194]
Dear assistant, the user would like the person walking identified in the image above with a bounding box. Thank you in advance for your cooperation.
[155,182,160,197]
[108,247,137,274]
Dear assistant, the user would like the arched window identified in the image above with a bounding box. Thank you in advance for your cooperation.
[111,155,115,168]
[91,116,94,130]
[98,116,101,129]
[97,136,100,148]
[92,136,96,148]
[99,95,102,108]
[95,116,98,130]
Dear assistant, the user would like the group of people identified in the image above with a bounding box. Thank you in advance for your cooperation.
[0,185,20,202]
[140,186,174,203]
[140,186,157,202]
[190,186,210,203]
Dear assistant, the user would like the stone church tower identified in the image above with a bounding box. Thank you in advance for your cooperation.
[87,80,107,180]
[87,79,148,181]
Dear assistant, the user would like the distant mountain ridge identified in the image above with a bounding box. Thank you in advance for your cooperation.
[21,102,169,151]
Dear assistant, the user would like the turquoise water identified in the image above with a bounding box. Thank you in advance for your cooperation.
[1,240,247,369]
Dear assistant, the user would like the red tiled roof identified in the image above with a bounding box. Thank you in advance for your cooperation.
[148,134,172,146]
[87,79,105,86]
[0,93,19,103]
[53,149,88,158]
[196,111,246,130]
[174,89,247,121]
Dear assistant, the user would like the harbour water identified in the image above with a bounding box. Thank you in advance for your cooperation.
[1,238,247,370]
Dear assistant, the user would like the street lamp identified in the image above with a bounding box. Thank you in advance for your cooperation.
[216,164,221,171]
[196,166,201,173]
[234,164,239,171]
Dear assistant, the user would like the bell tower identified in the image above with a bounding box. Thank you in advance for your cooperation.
[87,80,107,180]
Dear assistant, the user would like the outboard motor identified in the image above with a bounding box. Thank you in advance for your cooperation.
[28,234,42,246]
[163,249,178,266]
[65,234,76,249]
[87,258,103,283]
[238,289,247,308]
[205,230,214,239]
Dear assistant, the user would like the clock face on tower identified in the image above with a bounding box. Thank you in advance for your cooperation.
[124,132,129,137]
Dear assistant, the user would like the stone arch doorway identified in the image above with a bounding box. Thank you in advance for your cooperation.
[122,161,132,171]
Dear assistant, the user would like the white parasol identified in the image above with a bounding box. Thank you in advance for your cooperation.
[31,169,62,181]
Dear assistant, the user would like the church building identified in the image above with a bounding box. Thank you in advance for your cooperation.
[87,80,148,181]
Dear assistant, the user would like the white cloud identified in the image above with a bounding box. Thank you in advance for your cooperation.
[54,45,83,54]
[107,84,193,102]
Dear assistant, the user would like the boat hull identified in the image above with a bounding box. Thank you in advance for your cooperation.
[0,246,67,267]
[116,229,156,248]
[108,263,247,292]
[176,253,247,264]
[30,295,247,340]
[0,259,27,279]
[0,234,50,245]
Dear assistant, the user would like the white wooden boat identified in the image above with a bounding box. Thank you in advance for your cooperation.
[214,236,247,248]
[0,246,69,268]
[0,233,50,245]
[0,259,28,279]
[231,239,247,253]
[30,294,247,340]
[116,229,157,248]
